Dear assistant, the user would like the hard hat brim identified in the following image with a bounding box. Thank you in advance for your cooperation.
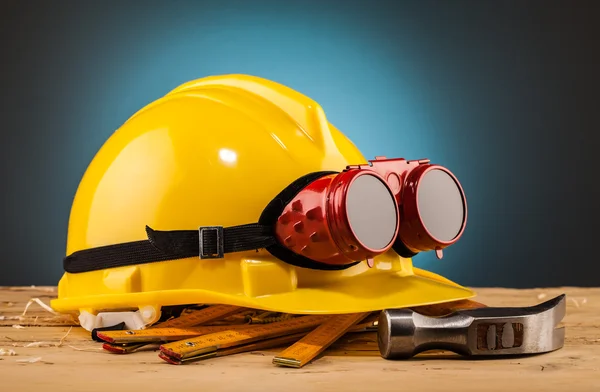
[50,266,475,317]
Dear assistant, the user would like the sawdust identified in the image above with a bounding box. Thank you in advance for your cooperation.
[0,348,17,356]
[537,293,547,300]
[12,325,25,329]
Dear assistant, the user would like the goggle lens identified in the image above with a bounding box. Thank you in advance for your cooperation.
[417,168,465,242]
[346,173,398,251]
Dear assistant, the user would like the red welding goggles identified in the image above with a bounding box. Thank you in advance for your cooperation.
[62,157,467,273]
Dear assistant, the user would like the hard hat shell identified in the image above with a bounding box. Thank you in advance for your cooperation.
[51,74,474,321]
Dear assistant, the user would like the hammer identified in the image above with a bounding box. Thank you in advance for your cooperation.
[378,294,566,359]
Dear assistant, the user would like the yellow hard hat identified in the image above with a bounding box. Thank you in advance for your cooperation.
[51,74,474,330]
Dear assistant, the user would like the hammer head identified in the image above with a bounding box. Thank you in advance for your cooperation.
[378,294,566,359]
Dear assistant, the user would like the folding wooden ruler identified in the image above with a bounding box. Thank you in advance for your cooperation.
[156,312,377,366]
[98,304,245,353]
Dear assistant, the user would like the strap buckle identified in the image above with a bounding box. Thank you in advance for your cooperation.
[198,226,224,259]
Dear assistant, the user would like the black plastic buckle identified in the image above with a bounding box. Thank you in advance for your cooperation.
[198,226,224,259]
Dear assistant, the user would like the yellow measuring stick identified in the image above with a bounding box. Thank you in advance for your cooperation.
[273,312,370,368]
[154,305,245,328]
[97,324,260,344]
[159,315,329,364]
[102,342,151,354]
[158,332,308,365]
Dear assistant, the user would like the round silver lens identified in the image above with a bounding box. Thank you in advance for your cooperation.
[417,169,465,241]
[346,174,398,250]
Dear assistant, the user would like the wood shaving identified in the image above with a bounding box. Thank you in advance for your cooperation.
[24,342,54,348]
[22,298,60,316]
[0,316,21,320]
[12,325,25,329]
[22,326,72,348]
[16,356,42,363]
[57,326,72,346]
[571,298,580,308]
[68,345,103,352]
[13,298,78,326]
[0,348,17,356]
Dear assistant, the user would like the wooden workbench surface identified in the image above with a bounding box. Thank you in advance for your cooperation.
[1,286,598,391]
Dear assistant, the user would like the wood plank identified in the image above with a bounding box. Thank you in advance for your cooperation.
[1,286,599,391]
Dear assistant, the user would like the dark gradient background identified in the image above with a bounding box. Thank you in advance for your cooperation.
[1,0,598,287]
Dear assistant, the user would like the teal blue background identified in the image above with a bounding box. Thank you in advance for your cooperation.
[1,0,598,286]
